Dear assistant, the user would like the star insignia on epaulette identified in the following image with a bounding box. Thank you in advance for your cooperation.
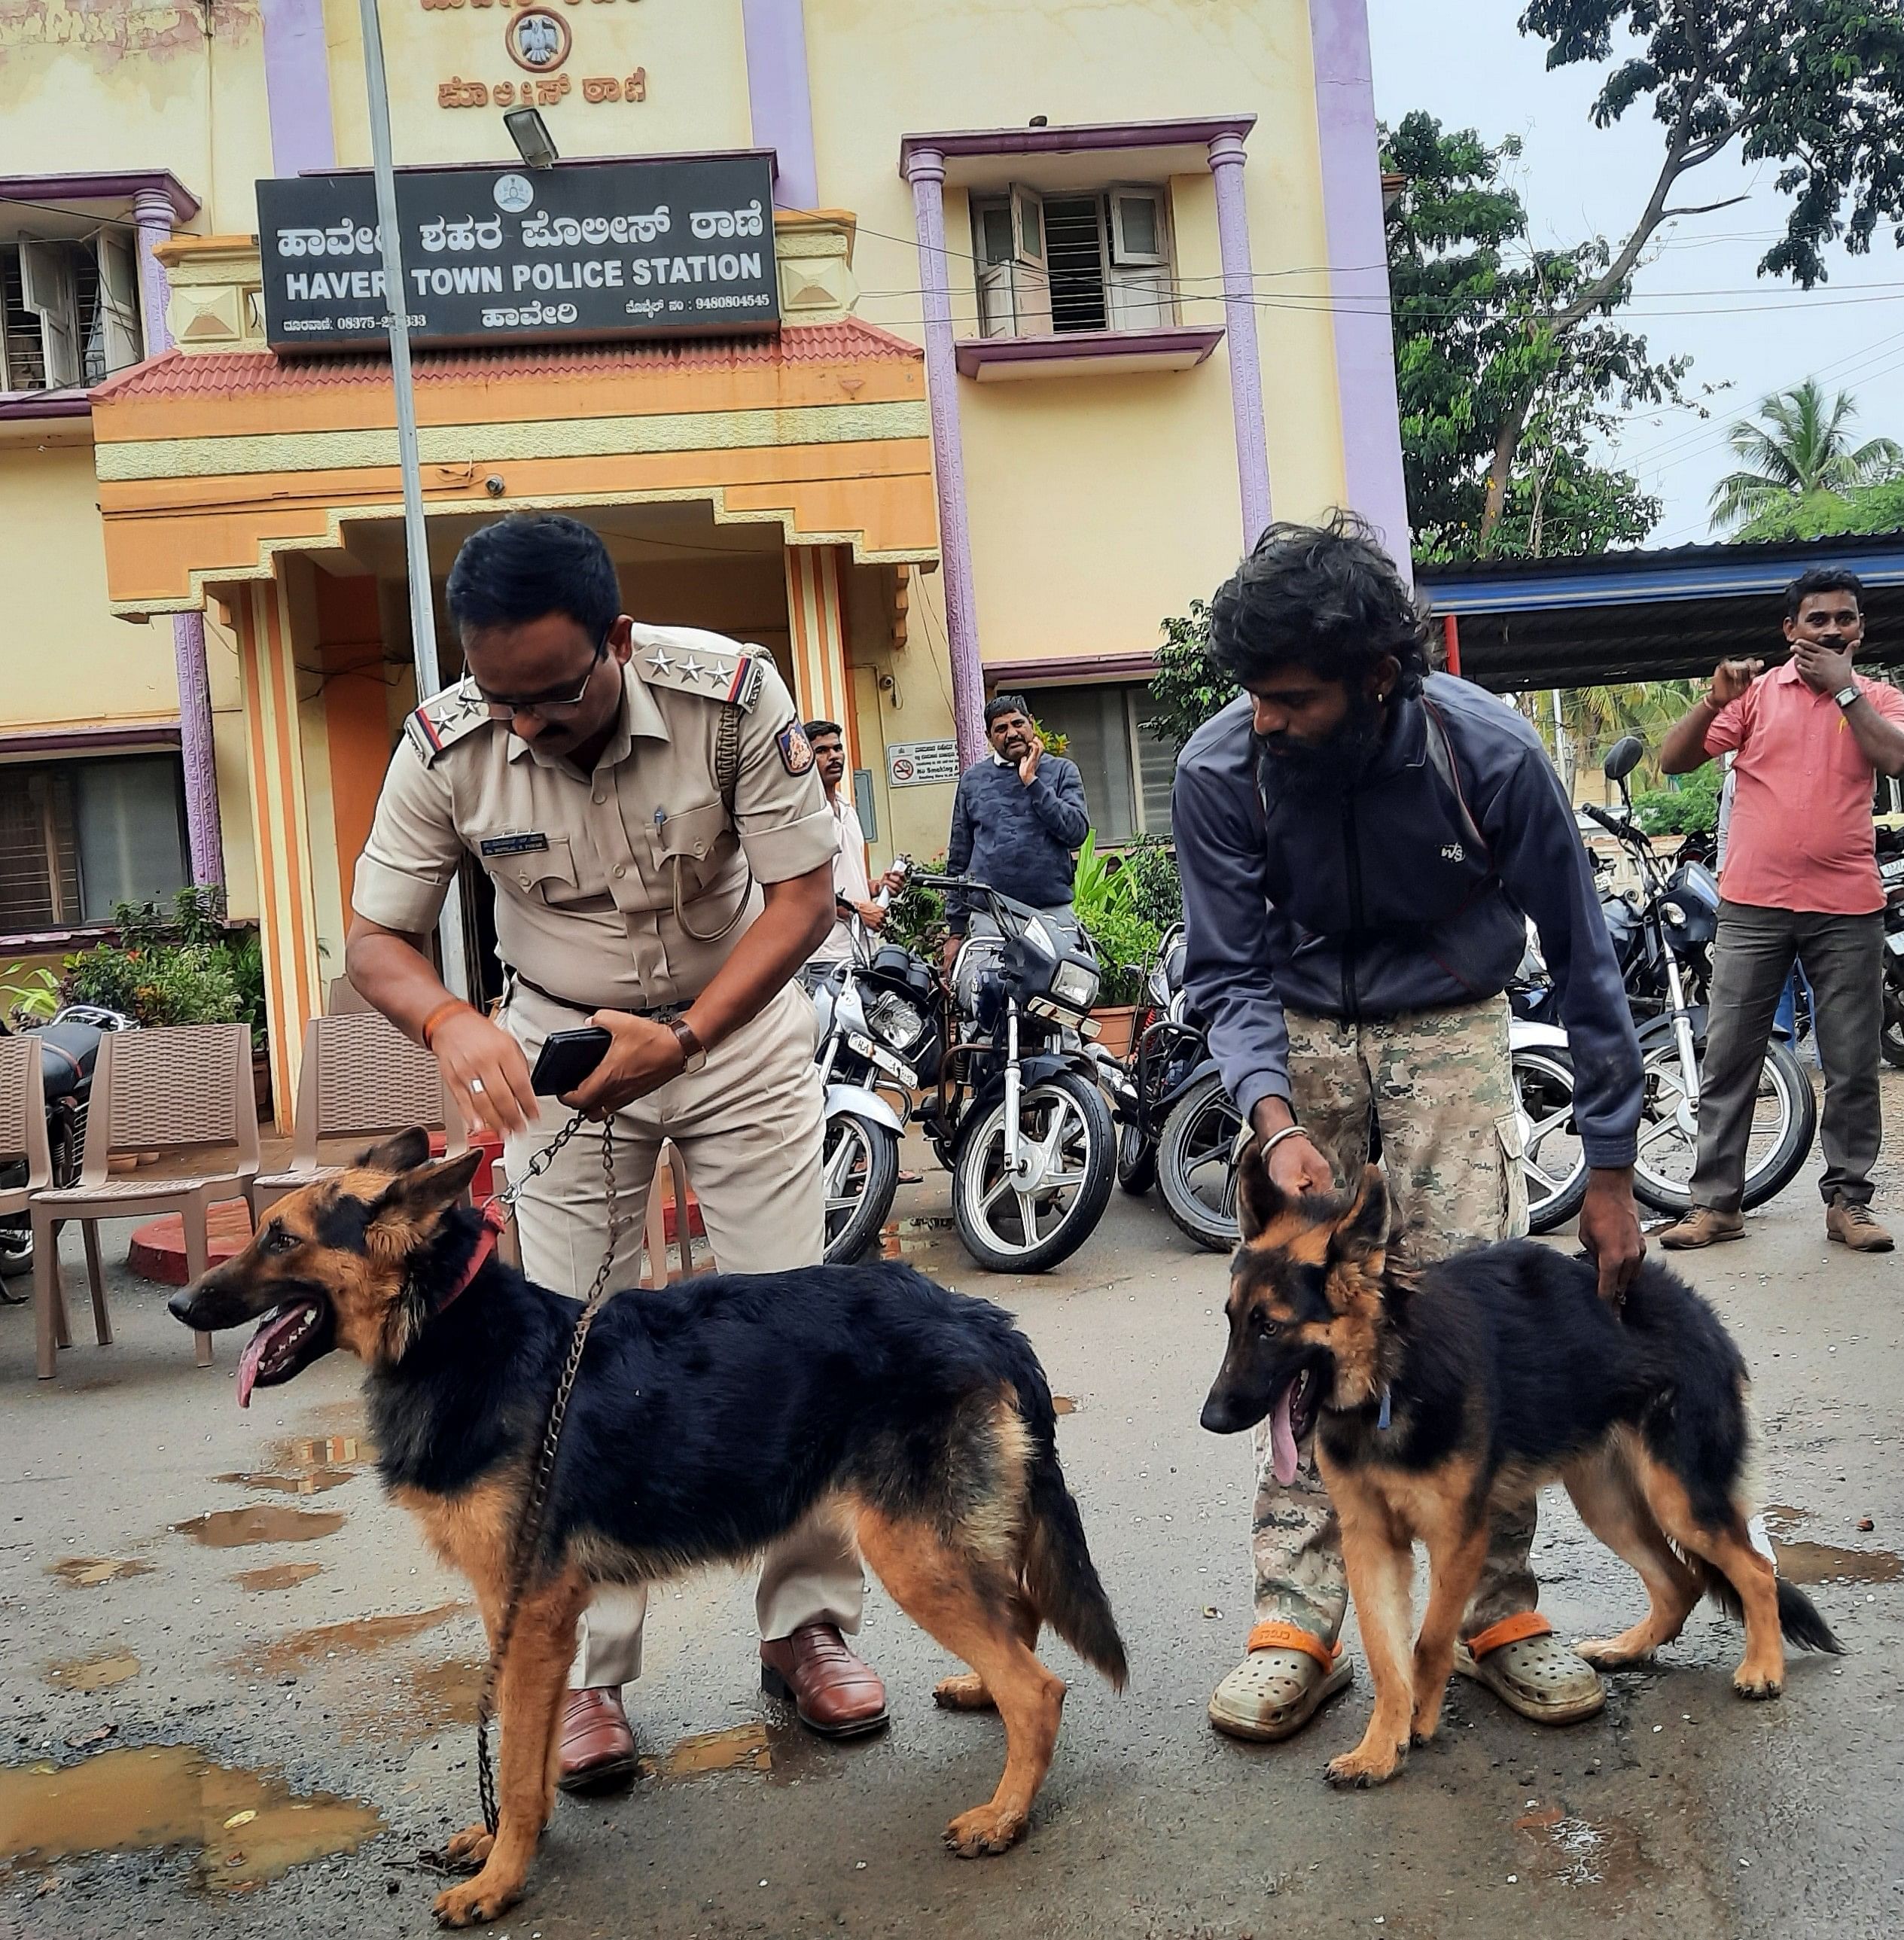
[678,655,707,684]
[707,658,731,687]
[646,647,674,678]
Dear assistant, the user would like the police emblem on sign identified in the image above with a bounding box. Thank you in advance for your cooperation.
[777,723,816,776]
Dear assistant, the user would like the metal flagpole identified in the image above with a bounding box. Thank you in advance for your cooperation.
[358,0,471,1000]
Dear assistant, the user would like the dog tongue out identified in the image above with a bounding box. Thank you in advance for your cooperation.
[236,1304,304,1409]
[1269,1381,1300,1485]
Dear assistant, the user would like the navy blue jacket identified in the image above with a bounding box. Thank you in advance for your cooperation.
[1173,675,1642,1168]
[945,753,1091,933]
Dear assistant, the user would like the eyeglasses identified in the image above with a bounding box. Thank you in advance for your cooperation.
[475,637,608,721]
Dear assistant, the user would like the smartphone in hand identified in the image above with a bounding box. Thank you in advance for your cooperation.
[529,1027,613,1096]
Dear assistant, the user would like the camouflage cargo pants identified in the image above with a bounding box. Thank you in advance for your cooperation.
[1251,995,1537,1644]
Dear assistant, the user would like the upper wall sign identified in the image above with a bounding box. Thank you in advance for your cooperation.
[256,154,778,353]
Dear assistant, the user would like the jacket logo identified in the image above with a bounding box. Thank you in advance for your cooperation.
[1441,842,1464,862]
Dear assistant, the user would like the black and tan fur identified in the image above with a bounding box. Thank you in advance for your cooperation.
[1201,1151,1840,1790]
[170,1131,1126,1926]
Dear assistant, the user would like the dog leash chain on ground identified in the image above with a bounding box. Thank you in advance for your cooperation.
[475,1110,629,1839]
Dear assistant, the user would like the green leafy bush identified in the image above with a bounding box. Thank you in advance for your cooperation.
[62,887,264,1045]
[1117,836,1182,930]
[0,962,61,1026]
[1071,831,1161,1005]
[1147,598,1236,751]
[1630,764,1723,838]
[882,857,949,960]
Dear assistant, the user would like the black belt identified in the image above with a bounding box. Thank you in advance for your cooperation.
[506,967,683,1022]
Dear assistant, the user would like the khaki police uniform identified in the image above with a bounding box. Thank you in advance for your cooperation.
[352,620,860,1690]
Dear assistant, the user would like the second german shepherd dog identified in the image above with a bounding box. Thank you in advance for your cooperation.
[1200,1150,1839,1790]
[170,1131,1126,1927]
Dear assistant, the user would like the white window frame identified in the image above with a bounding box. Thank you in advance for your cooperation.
[970,184,1174,343]
[2,230,144,394]
[96,229,142,376]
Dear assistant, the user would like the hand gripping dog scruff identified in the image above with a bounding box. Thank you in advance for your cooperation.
[170,1130,1126,1928]
[1201,1150,1840,1792]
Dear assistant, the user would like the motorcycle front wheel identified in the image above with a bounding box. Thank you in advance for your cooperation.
[1156,1071,1244,1253]
[1631,1034,1817,1214]
[821,1113,900,1265]
[1512,1046,1589,1234]
[952,1071,1113,1273]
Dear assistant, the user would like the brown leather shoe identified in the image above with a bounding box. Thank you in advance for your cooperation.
[760,1623,890,1739]
[1826,1195,1894,1253]
[1657,1205,1746,1250]
[557,1686,639,1794]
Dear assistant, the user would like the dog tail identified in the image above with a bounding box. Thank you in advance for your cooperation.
[1015,1391,1128,1690]
[1690,1554,1845,1655]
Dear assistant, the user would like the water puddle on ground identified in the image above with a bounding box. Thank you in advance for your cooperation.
[270,1434,375,1469]
[408,1660,486,1729]
[49,1558,152,1588]
[233,1562,324,1594]
[172,1507,344,1548]
[0,1746,381,1890]
[242,1603,467,1680]
[215,1467,355,1497]
[638,1722,772,1781]
[44,1651,140,1694]
[1772,1538,1902,1585]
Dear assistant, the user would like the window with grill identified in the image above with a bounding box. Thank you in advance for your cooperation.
[971,185,1174,340]
[0,232,141,393]
[1018,684,1175,845]
[0,757,188,934]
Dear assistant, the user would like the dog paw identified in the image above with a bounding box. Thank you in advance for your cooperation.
[1576,1635,1647,1670]
[1324,1746,1405,1789]
[933,1674,998,1713]
[943,1804,1026,1856]
[431,1868,522,1928]
[1733,1665,1783,1701]
[440,1824,494,1872]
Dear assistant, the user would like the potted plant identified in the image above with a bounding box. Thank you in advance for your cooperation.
[1071,832,1161,1058]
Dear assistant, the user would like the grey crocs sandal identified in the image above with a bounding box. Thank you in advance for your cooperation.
[1454,1613,1604,1725]
[1208,1621,1354,1743]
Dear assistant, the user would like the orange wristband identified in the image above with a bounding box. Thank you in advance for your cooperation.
[420,998,471,1049]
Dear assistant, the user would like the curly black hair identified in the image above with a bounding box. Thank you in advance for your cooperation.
[1210,510,1430,696]
[1785,565,1863,622]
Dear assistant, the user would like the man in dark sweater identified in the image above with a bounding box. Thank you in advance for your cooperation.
[941,694,1092,971]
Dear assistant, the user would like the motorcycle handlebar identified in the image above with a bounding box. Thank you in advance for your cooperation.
[1580,801,1634,838]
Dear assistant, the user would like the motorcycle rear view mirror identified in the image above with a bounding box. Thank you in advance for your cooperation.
[1603,735,1645,785]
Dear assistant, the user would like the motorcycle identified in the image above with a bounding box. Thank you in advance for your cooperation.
[0,1004,136,1281]
[918,874,1117,1272]
[1879,826,1904,1070]
[1540,735,1816,1218]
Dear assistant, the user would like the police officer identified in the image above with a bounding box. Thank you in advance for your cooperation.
[345,514,888,1793]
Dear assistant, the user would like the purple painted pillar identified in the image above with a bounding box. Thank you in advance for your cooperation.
[133,189,224,888]
[901,148,985,768]
[262,0,337,178]
[742,0,818,211]
[1308,0,1412,574]
[1208,132,1273,552]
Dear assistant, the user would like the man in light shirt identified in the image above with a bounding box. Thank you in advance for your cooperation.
[806,720,896,965]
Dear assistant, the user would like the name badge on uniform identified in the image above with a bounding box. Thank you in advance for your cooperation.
[479,832,551,857]
[777,723,815,776]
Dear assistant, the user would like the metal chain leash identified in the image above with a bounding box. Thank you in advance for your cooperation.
[475,1108,629,1837]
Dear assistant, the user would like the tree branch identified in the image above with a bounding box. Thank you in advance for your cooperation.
[1661,194,1751,218]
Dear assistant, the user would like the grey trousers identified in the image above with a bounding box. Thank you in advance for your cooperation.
[1690,900,1884,1212]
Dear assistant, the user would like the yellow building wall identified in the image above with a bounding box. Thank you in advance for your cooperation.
[0,440,178,733]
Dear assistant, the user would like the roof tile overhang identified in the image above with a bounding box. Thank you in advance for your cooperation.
[91,323,938,614]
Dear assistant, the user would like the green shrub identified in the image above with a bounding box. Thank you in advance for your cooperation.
[1630,765,1723,838]
[1077,903,1161,1007]
[0,962,61,1026]
[62,886,264,1044]
[882,857,949,959]
[1117,835,1182,930]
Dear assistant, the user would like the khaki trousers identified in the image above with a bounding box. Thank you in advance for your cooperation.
[501,979,865,1690]
[1251,997,1538,1646]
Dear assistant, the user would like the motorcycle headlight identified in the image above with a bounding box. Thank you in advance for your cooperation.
[1050,959,1099,1011]
[1662,901,1687,927]
[864,991,925,1051]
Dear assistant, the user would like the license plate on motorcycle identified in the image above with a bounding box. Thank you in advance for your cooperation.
[847,1031,917,1087]
[1886,932,1904,957]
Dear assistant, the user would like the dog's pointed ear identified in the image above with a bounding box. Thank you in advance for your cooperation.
[358,1127,434,1175]
[367,1147,486,1228]
[1330,1163,1391,1262]
[1235,1136,1286,1243]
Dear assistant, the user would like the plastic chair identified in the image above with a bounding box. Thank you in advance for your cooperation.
[486,1141,697,1287]
[248,1012,466,1218]
[0,1040,60,1345]
[32,1023,258,1381]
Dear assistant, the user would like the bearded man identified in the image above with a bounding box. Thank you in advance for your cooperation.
[1172,514,1646,1749]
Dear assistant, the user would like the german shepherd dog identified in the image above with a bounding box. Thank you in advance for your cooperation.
[170,1131,1126,1927]
[1200,1151,1840,1790]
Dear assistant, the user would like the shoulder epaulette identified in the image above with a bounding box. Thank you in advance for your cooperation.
[634,637,767,713]
[404,679,494,765]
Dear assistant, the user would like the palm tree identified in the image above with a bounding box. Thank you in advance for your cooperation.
[1709,380,1903,534]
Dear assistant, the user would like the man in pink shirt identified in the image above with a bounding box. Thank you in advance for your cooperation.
[1656,567,1904,1253]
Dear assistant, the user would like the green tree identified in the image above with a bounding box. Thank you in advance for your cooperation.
[1146,598,1235,752]
[1385,112,1678,562]
[1708,381,1903,534]
[1452,1,1904,549]
[1736,476,1904,541]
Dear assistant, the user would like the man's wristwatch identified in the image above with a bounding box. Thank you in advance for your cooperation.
[669,1017,708,1075]
[1834,684,1861,711]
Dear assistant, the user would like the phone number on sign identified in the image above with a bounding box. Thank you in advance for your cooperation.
[694,293,772,309]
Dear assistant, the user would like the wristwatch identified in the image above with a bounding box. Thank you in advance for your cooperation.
[669,1017,708,1074]
[1834,684,1861,711]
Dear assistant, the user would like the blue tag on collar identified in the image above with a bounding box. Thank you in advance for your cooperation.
[1377,1386,1392,1432]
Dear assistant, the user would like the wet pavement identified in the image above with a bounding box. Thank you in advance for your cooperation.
[2,1086,1900,1939]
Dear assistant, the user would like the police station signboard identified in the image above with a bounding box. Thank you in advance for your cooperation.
[256,154,778,353]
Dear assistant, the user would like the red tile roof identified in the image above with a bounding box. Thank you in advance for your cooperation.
[93,319,921,401]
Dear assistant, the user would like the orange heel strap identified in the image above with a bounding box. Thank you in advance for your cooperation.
[1245,1620,1342,1672]
[1464,1611,1554,1658]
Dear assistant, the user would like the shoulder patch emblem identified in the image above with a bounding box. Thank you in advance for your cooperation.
[777,722,816,776]
[404,678,492,766]
[638,638,767,713]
